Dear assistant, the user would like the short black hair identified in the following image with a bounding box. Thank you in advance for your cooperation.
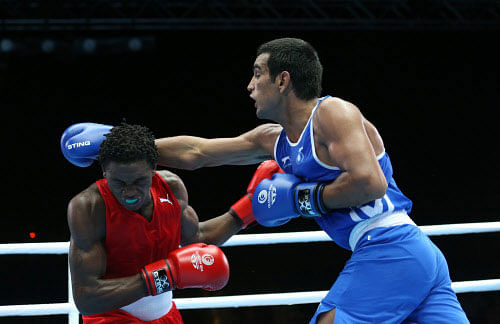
[98,122,159,168]
[257,38,323,100]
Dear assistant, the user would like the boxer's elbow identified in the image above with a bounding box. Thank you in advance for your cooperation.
[72,288,96,315]
[369,176,388,200]
[353,171,387,202]
[72,286,106,316]
[177,151,217,170]
[175,154,204,170]
[156,136,208,170]
[176,149,227,170]
[157,148,205,170]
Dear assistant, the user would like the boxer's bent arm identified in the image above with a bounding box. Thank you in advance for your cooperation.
[181,205,242,246]
[162,171,243,246]
[67,192,146,315]
[314,98,387,209]
[155,123,282,170]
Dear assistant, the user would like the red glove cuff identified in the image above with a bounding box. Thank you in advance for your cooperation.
[229,195,255,229]
[140,259,175,296]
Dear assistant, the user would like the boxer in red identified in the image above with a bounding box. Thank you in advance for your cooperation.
[63,122,282,323]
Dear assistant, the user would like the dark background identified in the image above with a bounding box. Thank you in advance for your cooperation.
[1,15,500,324]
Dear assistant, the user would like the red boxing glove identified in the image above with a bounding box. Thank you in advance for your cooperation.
[230,160,284,228]
[140,243,229,295]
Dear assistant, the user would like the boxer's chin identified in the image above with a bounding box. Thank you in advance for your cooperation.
[255,106,267,120]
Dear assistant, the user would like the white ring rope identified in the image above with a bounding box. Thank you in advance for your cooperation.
[0,242,69,254]
[224,221,500,247]
[1,221,499,320]
[1,279,500,316]
[2,222,500,254]
[0,303,73,317]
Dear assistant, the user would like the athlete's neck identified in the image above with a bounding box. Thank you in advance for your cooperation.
[280,97,319,142]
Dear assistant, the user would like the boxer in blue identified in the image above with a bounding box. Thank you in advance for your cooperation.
[76,38,469,323]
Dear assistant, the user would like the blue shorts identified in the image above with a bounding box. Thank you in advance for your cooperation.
[310,225,469,324]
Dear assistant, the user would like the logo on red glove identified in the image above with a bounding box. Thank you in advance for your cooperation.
[153,268,170,294]
[191,251,215,271]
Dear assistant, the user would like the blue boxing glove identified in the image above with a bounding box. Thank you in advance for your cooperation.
[252,173,329,227]
[60,123,113,167]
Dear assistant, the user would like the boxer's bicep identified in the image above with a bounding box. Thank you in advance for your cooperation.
[159,170,201,246]
[239,123,282,162]
[180,205,201,246]
[69,238,107,294]
[67,194,107,300]
[314,99,387,208]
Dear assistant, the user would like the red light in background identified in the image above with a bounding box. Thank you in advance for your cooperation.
[29,232,36,239]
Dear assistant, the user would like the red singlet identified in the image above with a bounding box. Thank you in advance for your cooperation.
[83,173,183,324]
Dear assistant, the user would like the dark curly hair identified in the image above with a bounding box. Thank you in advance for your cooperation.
[98,122,159,168]
[257,38,323,101]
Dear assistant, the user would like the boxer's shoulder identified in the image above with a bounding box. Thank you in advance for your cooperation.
[156,170,187,202]
[67,183,106,243]
[156,169,181,185]
[70,183,105,210]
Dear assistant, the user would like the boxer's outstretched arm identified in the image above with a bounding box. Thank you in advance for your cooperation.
[155,123,282,170]
[67,187,146,315]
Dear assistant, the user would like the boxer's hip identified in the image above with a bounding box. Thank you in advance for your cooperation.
[83,291,182,323]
